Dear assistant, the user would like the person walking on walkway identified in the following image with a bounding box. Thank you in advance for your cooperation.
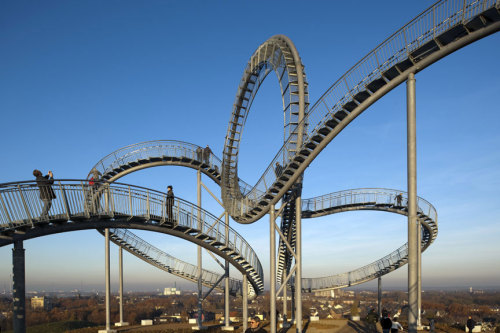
[380,311,392,333]
[391,318,404,332]
[274,162,283,178]
[467,316,476,333]
[33,169,56,219]
[245,316,266,333]
[203,145,212,165]
[166,185,174,222]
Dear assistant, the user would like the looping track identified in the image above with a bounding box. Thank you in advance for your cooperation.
[2,0,499,295]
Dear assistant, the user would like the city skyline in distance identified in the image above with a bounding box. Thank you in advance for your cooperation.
[0,0,499,293]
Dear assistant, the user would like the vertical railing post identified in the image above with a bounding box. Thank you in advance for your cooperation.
[407,72,418,333]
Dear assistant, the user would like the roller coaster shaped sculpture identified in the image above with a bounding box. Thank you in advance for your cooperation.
[1,0,500,301]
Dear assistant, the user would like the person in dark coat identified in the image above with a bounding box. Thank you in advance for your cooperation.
[380,311,392,333]
[245,316,266,333]
[203,145,212,165]
[33,169,56,219]
[274,162,283,178]
[467,316,476,333]
[166,185,174,222]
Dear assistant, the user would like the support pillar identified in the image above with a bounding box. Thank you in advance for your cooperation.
[378,277,382,318]
[115,247,128,327]
[99,229,117,333]
[12,240,26,333]
[295,194,302,333]
[417,220,422,327]
[222,212,233,330]
[196,170,204,330]
[242,274,248,332]
[407,72,418,333]
[270,204,277,333]
[283,282,287,325]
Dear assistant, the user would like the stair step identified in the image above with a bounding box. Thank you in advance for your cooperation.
[335,110,348,120]
[395,58,413,72]
[353,90,371,103]
[343,101,357,112]
[382,65,400,80]
[436,24,468,46]
[410,39,439,62]
[366,78,387,93]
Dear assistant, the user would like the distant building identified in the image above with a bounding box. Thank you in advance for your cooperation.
[31,296,52,311]
[163,287,181,296]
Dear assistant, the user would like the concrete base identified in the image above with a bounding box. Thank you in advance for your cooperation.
[221,326,235,331]
[98,330,117,333]
[114,321,129,326]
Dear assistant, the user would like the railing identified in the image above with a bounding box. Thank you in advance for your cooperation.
[225,0,498,217]
[302,243,409,291]
[88,140,258,197]
[106,228,255,296]
[302,188,438,229]
[0,180,263,291]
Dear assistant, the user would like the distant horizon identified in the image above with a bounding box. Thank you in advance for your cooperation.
[1,1,499,296]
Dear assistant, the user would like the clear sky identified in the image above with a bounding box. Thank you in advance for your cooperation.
[1,0,499,294]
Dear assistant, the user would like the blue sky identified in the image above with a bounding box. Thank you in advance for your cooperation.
[1,0,499,293]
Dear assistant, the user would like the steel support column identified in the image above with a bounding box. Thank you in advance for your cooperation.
[12,240,26,333]
[243,274,248,332]
[407,72,418,333]
[196,170,203,329]
[283,282,288,325]
[417,220,422,327]
[105,228,111,332]
[378,277,382,318]
[270,204,277,333]
[115,246,128,327]
[295,194,303,333]
[119,247,124,323]
[223,212,232,330]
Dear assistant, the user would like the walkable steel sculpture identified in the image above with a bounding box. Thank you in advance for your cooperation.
[1,1,499,332]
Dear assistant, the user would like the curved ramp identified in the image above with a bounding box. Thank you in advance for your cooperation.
[0,180,264,295]
[100,228,256,298]
[219,0,500,224]
[300,189,437,291]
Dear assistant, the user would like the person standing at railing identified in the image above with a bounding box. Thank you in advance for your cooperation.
[274,162,283,178]
[203,145,212,165]
[395,193,403,207]
[33,169,56,219]
[196,146,202,162]
[166,185,174,222]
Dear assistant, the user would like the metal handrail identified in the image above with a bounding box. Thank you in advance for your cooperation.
[0,180,263,292]
[298,188,438,290]
[302,188,438,231]
[87,140,258,197]
[104,228,256,297]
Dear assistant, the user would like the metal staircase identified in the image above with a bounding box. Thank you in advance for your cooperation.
[219,0,500,224]
[99,228,256,298]
[0,180,264,295]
